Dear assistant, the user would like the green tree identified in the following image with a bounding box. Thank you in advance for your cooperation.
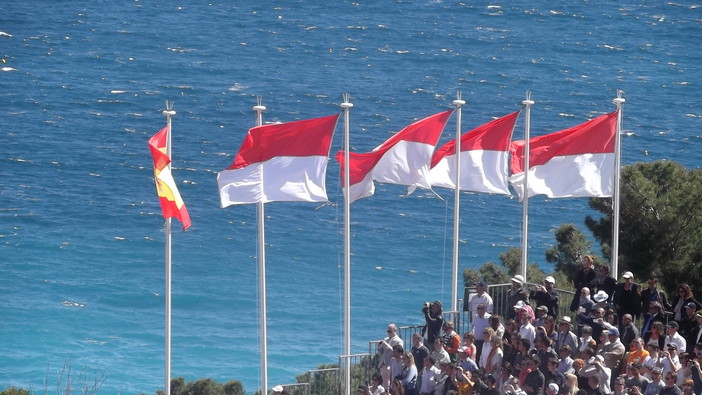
[585,161,702,293]
[223,380,245,395]
[0,388,31,395]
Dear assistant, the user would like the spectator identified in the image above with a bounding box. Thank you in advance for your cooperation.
[483,336,503,375]
[482,373,500,395]
[557,345,575,374]
[460,332,476,361]
[542,316,558,344]
[620,313,640,351]
[544,357,565,389]
[534,335,558,373]
[555,316,579,355]
[671,284,702,323]
[676,352,693,387]
[641,301,665,341]
[626,338,650,366]
[594,264,617,303]
[533,306,548,328]
[430,337,450,368]
[640,275,671,318]
[602,327,626,374]
[661,371,683,395]
[570,255,597,313]
[665,321,687,353]
[584,374,604,395]
[456,345,478,374]
[678,303,698,345]
[422,300,444,350]
[418,356,439,395]
[519,312,536,350]
[523,356,545,395]
[530,276,560,319]
[625,362,651,393]
[479,327,496,369]
[545,382,559,395]
[497,362,515,393]
[391,345,405,384]
[564,372,580,395]
[488,314,505,339]
[645,321,666,350]
[400,352,418,395]
[378,323,404,388]
[576,288,595,335]
[514,300,535,325]
[686,310,702,354]
[368,373,386,395]
[442,321,461,363]
[411,333,430,371]
[577,326,596,356]
[644,367,665,395]
[472,303,491,362]
[611,376,627,395]
[508,275,529,320]
[613,271,641,321]
[468,281,493,314]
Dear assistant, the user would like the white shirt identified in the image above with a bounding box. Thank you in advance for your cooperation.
[664,332,687,353]
[420,365,441,393]
[472,312,491,336]
[519,322,536,349]
[469,292,494,314]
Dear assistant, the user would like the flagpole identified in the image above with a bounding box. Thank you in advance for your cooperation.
[451,94,465,313]
[520,92,534,282]
[611,91,625,279]
[162,103,175,395]
[341,93,353,395]
[253,98,269,395]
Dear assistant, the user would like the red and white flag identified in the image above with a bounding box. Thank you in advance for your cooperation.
[429,111,519,194]
[336,110,453,203]
[509,110,618,199]
[217,114,340,207]
[148,126,191,230]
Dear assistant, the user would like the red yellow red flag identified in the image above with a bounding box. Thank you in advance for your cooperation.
[148,126,191,230]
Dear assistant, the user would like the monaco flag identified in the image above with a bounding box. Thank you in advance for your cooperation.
[148,126,191,230]
[509,110,619,199]
[336,110,453,203]
[217,114,340,207]
[429,111,519,194]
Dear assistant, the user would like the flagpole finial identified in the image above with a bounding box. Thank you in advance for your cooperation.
[453,91,465,107]
[163,100,176,117]
[253,96,266,113]
[341,93,353,109]
[522,91,534,107]
[613,90,625,106]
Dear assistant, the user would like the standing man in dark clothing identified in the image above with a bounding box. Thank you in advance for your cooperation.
[619,313,640,351]
[640,275,671,318]
[422,300,444,350]
[613,271,641,321]
[523,356,545,395]
[507,275,528,321]
[594,264,618,303]
[530,276,560,319]
[571,255,597,312]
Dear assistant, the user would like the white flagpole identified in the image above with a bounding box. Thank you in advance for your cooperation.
[341,93,353,395]
[451,94,465,313]
[520,92,534,281]
[253,98,269,395]
[611,91,625,279]
[162,102,175,395]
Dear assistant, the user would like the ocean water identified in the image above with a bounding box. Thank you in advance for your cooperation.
[1,0,700,393]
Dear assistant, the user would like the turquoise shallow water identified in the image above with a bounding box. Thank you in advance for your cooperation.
[1,1,700,393]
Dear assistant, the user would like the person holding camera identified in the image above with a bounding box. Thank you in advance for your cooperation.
[422,300,443,351]
[378,324,404,389]
[530,276,559,319]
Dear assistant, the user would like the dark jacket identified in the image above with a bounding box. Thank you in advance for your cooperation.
[640,287,671,316]
[613,282,641,319]
[422,308,444,345]
[570,268,597,311]
[530,287,560,319]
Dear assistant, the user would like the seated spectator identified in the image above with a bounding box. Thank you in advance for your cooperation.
[645,321,666,350]
[430,337,450,368]
[626,338,650,366]
[555,316,579,355]
[558,345,575,374]
[644,367,665,395]
[578,326,597,356]
[460,332,476,361]
[625,362,651,393]
[660,371,682,395]
[671,284,702,323]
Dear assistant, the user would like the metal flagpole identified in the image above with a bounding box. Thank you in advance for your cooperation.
[253,98,269,395]
[162,102,175,395]
[341,93,353,395]
[611,90,625,279]
[451,94,465,313]
[520,92,534,281]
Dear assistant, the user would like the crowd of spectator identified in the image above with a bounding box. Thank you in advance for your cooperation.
[364,257,702,395]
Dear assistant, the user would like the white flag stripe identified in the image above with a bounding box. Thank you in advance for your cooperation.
[218,155,330,207]
[429,150,510,194]
[509,152,614,199]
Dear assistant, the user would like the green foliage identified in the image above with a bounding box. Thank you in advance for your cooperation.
[586,161,702,292]
[463,261,509,286]
[545,224,596,279]
[499,248,521,275]
[158,377,245,395]
[0,388,31,395]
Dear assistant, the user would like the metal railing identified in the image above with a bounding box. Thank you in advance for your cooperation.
[293,285,576,394]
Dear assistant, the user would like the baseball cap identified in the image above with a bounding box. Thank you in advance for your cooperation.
[622,271,633,279]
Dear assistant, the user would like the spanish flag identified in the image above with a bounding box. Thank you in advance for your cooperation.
[148,126,191,230]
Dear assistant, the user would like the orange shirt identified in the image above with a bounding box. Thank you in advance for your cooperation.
[627,349,650,365]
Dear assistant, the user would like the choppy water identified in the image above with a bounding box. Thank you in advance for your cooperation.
[1,1,700,393]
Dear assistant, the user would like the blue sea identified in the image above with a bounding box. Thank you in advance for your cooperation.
[1,1,700,393]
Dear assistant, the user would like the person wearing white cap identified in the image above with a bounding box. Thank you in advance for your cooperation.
[507,275,528,321]
[545,382,559,395]
[579,354,611,394]
[529,276,560,319]
[613,270,642,322]
[272,385,284,394]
